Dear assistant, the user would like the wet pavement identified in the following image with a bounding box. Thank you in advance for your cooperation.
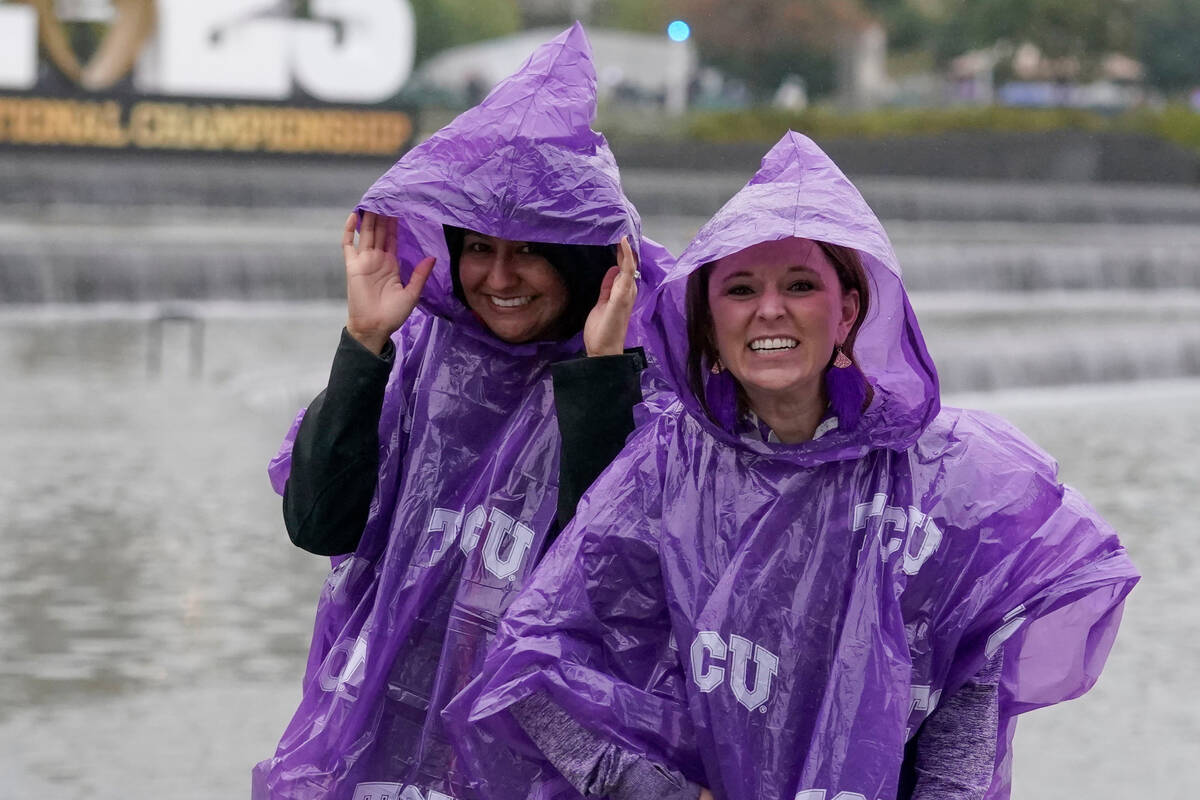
[0,309,1196,798]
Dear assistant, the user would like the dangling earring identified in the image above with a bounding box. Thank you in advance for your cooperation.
[826,344,866,432]
[705,358,738,432]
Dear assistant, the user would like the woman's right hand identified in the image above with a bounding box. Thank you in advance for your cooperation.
[343,211,435,355]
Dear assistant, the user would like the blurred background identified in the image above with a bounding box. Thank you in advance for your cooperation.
[1,0,1198,797]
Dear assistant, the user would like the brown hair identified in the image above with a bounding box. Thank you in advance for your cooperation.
[685,240,871,419]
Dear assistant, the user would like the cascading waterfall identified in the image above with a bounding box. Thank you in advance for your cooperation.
[2,160,1198,393]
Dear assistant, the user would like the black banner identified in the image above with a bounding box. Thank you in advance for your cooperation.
[0,93,414,156]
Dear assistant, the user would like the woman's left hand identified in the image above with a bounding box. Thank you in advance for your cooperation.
[584,236,638,357]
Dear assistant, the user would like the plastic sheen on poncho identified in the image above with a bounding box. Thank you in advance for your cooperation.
[252,24,668,800]
[453,132,1139,800]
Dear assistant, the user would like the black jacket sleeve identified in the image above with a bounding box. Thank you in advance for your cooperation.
[282,335,645,558]
[282,328,394,556]
[550,348,647,533]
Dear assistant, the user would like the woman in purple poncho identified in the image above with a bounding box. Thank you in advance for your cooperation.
[253,25,672,800]
[455,132,1139,800]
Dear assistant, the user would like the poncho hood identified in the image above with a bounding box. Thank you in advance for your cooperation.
[356,22,653,355]
[648,131,939,464]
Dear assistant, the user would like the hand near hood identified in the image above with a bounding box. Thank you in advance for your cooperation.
[343,211,435,354]
[584,235,639,356]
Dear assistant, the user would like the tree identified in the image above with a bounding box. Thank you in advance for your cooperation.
[932,0,1137,77]
[1136,0,1200,93]
[674,0,874,98]
[408,0,522,65]
[860,0,943,52]
[590,0,674,32]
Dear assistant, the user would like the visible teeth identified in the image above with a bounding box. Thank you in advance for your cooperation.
[491,296,533,308]
[749,337,798,351]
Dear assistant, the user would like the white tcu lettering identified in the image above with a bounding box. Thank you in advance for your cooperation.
[912,686,940,714]
[426,507,461,564]
[901,508,943,576]
[319,635,367,702]
[459,505,487,554]
[908,684,942,718]
[481,508,535,581]
[795,792,874,800]
[986,603,1026,658]
[351,783,455,800]
[691,631,726,692]
[424,505,535,581]
[690,632,779,712]
[728,634,780,712]
[906,684,943,736]
[852,493,943,576]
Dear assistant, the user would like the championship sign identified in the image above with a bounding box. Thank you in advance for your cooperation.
[0,0,417,156]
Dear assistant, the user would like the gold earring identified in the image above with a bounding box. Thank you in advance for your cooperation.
[833,346,852,369]
[710,358,724,374]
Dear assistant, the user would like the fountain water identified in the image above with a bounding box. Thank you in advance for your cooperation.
[4,150,1197,392]
[1,151,1196,799]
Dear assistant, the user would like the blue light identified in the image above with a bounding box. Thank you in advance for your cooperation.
[667,20,690,42]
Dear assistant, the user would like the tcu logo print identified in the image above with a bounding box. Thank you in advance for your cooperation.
[690,631,780,712]
[318,634,367,703]
[852,493,943,576]
[351,783,455,800]
[425,505,536,580]
[905,683,943,737]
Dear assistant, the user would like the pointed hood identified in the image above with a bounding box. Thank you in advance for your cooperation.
[648,131,939,464]
[356,23,651,352]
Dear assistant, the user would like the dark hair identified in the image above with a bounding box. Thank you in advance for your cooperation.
[685,239,872,419]
[444,225,617,341]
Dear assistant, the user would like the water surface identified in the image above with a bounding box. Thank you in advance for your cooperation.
[0,310,1194,798]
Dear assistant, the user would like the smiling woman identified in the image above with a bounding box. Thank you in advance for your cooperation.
[687,238,869,443]
[443,226,620,347]
[459,131,1138,800]
[253,24,671,800]
[455,232,570,343]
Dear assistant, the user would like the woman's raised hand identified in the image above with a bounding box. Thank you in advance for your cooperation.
[583,236,639,357]
[343,211,435,355]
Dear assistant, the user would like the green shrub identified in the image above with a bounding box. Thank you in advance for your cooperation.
[1120,105,1200,152]
[685,106,1120,143]
[603,103,1200,156]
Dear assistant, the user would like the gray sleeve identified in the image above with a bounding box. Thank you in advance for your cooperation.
[911,651,1003,800]
[510,692,701,800]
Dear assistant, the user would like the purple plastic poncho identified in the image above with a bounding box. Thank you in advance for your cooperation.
[454,132,1139,800]
[253,24,669,800]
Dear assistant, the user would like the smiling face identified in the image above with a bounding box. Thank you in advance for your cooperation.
[457,232,569,343]
[707,238,860,414]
